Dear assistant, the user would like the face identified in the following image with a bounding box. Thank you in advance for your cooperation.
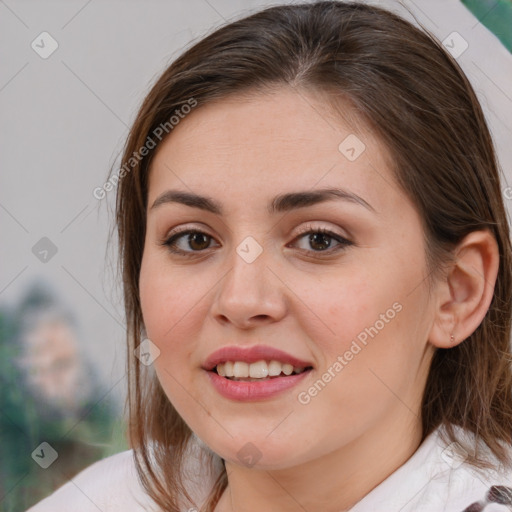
[139,88,437,470]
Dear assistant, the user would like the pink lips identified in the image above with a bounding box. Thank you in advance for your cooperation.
[202,344,314,371]
[202,344,314,402]
[205,369,312,401]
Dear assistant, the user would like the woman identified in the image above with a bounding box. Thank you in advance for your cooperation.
[28,1,512,511]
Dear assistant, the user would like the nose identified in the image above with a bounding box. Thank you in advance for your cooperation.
[210,241,287,330]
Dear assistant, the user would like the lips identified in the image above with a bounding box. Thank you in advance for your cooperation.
[202,344,314,372]
[205,368,312,401]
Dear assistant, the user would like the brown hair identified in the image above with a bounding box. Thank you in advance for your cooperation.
[110,1,512,510]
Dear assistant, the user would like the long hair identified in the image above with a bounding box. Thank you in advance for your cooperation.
[110,2,512,510]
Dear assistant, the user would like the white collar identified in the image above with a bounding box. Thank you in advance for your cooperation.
[349,425,512,511]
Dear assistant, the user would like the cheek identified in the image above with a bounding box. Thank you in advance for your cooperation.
[296,250,428,400]
[140,251,197,340]
[139,250,215,379]
[139,254,202,411]
[300,265,398,359]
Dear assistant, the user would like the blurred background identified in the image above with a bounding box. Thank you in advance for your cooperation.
[1,0,511,510]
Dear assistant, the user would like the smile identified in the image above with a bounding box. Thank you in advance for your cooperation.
[205,364,313,401]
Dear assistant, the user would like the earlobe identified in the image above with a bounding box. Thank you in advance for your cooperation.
[429,230,499,349]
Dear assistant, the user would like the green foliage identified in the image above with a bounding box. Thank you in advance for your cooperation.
[462,0,512,52]
[0,294,128,512]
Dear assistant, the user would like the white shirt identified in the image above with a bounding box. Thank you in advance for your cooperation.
[27,426,512,512]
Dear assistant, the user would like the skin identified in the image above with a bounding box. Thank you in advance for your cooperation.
[139,87,499,512]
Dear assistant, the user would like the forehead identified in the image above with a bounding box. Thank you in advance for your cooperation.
[148,88,401,216]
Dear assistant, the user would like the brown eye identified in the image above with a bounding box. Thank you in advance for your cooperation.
[162,230,217,255]
[307,232,332,251]
[161,226,353,258]
[187,232,211,251]
[292,227,353,254]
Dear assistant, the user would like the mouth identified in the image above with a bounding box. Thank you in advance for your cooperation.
[210,360,314,382]
[205,361,314,401]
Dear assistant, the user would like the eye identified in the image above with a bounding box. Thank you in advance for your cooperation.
[161,224,353,257]
[290,225,353,254]
[161,228,218,256]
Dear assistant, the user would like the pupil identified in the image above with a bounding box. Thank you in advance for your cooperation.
[310,233,330,251]
[189,233,209,250]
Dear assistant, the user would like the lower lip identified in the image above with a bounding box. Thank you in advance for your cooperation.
[205,369,312,401]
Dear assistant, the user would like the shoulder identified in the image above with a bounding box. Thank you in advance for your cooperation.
[438,427,512,511]
[351,425,512,512]
[412,426,512,511]
[26,450,158,512]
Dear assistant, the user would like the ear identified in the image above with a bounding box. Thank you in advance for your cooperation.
[428,230,499,349]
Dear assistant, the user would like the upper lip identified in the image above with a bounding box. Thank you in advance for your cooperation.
[202,344,314,371]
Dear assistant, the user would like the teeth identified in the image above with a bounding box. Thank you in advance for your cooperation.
[224,361,233,376]
[249,360,268,378]
[233,361,249,378]
[282,363,294,376]
[215,360,309,379]
[268,360,283,377]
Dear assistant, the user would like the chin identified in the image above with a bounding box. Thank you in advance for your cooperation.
[202,433,308,470]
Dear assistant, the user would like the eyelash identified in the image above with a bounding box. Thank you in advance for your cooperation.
[160,224,353,258]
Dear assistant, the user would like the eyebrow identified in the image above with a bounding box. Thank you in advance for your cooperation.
[150,187,376,215]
